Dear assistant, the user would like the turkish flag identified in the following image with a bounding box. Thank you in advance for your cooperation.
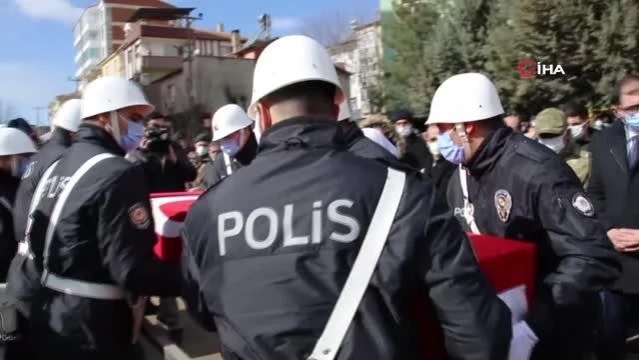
[149,192,202,262]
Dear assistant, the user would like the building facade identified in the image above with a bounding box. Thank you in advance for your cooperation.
[329,20,383,116]
[73,0,175,79]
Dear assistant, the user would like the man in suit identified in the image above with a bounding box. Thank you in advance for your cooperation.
[588,73,639,360]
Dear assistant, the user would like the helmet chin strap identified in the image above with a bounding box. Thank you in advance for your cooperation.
[454,123,472,162]
[110,111,121,144]
[253,112,262,143]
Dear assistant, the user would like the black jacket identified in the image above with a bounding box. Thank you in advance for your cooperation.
[209,132,258,186]
[0,170,19,282]
[446,127,620,356]
[125,142,197,192]
[586,121,639,293]
[341,121,397,161]
[181,117,511,360]
[22,125,181,360]
[13,128,72,252]
[401,132,432,171]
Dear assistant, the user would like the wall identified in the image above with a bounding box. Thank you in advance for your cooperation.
[146,56,352,132]
[101,52,124,77]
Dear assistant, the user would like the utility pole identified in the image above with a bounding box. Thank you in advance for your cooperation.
[33,106,47,127]
[183,12,203,129]
[68,76,82,92]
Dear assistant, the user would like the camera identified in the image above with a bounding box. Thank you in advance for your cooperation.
[144,125,171,153]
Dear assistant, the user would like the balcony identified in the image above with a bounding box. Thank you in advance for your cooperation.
[137,55,183,73]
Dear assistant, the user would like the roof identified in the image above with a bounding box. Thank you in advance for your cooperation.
[103,0,175,7]
[127,7,194,22]
[232,38,275,56]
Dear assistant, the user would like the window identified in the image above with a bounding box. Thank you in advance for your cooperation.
[220,44,233,55]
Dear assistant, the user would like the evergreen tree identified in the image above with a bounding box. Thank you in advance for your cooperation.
[382,0,441,114]
[594,0,639,107]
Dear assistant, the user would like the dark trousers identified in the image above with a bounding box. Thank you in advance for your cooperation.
[596,290,639,360]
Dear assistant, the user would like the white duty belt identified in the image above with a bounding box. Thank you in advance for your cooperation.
[223,152,233,176]
[308,167,406,360]
[37,153,126,301]
[458,165,481,235]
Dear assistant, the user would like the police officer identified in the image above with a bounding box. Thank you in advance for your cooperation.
[432,73,620,359]
[535,108,591,186]
[337,102,396,161]
[24,77,181,360]
[181,35,511,360]
[0,128,37,280]
[209,104,258,185]
[13,99,82,259]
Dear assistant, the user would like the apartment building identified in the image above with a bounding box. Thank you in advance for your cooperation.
[73,0,175,79]
[329,20,383,116]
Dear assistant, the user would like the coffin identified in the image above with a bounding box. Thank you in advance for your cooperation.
[149,192,201,262]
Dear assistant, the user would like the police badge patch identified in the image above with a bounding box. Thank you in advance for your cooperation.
[494,189,512,223]
[128,203,151,230]
[571,193,594,217]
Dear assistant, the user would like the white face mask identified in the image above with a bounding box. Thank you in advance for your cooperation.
[539,135,566,154]
[593,120,603,130]
[427,141,440,156]
[395,125,412,137]
[196,146,208,157]
[569,124,585,140]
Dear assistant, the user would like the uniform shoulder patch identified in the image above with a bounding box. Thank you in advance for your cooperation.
[494,189,512,222]
[514,139,552,164]
[571,193,594,217]
[128,202,151,230]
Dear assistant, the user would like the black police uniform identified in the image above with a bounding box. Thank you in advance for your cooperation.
[445,127,621,360]
[13,128,72,256]
[209,132,258,185]
[340,121,397,161]
[181,117,512,360]
[0,171,19,282]
[25,124,181,360]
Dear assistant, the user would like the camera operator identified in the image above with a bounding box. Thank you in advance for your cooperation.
[126,112,197,193]
[125,112,196,339]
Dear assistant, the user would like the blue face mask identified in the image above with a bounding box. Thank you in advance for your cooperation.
[120,120,144,153]
[13,157,32,178]
[437,130,465,165]
[624,113,639,130]
[220,138,241,157]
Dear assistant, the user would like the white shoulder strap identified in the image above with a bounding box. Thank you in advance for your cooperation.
[19,160,61,259]
[458,166,481,235]
[223,152,233,175]
[308,167,406,360]
[41,153,117,278]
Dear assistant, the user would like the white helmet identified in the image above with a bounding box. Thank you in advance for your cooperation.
[248,35,345,119]
[426,73,504,125]
[0,127,37,156]
[212,104,253,142]
[53,99,82,132]
[80,77,154,120]
[338,101,351,122]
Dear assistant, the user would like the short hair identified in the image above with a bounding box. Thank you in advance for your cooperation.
[615,73,639,103]
[562,102,588,118]
[262,80,337,114]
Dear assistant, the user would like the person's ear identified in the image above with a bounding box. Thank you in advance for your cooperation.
[258,103,272,131]
[464,123,475,135]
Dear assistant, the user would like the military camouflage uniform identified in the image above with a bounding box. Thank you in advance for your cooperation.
[535,108,591,187]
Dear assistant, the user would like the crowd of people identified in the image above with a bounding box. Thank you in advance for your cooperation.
[0,33,635,360]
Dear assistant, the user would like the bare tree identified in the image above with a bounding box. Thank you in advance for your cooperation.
[300,1,379,47]
[0,100,16,124]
